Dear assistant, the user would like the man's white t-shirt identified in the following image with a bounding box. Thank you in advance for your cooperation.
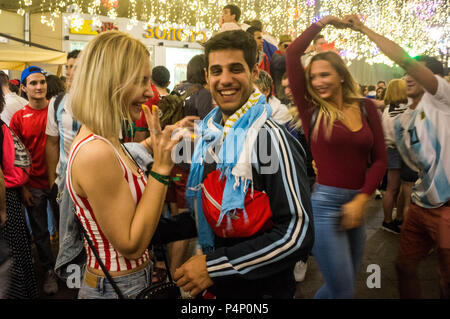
[394,75,450,208]
[1,93,28,125]
[46,93,81,184]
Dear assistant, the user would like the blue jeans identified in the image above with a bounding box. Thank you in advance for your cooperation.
[78,262,153,299]
[311,184,366,299]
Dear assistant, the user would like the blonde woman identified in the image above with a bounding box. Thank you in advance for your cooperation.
[381,79,409,234]
[286,16,387,298]
[67,31,188,299]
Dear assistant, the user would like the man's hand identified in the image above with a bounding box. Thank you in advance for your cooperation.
[22,186,34,207]
[173,254,214,298]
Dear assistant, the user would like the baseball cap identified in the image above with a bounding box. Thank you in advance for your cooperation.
[21,66,46,84]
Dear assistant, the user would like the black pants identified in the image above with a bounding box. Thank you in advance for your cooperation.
[26,187,58,272]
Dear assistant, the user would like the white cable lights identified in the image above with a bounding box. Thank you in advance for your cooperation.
[9,0,449,65]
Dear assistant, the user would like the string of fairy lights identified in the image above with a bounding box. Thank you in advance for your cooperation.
[7,0,450,66]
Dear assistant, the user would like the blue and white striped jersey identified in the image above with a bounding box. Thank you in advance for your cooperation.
[394,75,450,208]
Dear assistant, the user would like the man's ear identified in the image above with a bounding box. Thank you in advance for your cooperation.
[251,65,260,81]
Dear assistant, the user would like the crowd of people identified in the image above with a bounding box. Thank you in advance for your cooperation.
[0,3,449,300]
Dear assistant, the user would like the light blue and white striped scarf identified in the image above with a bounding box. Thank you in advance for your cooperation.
[186,90,272,252]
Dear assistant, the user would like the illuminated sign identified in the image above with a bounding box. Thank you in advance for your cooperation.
[144,26,207,43]
[70,20,118,35]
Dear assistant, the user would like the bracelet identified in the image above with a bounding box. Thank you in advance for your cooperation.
[149,170,170,186]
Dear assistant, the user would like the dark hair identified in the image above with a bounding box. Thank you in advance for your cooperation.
[368,85,376,91]
[377,80,385,85]
[204,30,256,71]
[187,54,207,85]
[246,26,262,37]
[9,81,20,94]
[0,71,9,87]
[152,65,170,88]
[376,87,386,100]
[282,72,288,80]
[313,34,324,44]
[46,74,66,100]
[223,4,241,22]
[68,49,81,60]
[0,83,5,113]
[414,55,444,76]
[250,20,263,30]
[359,84,367,95]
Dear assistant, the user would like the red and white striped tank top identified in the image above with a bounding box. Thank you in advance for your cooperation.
[66,134,150,272]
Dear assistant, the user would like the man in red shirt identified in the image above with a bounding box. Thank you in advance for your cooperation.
[9,66,59,295]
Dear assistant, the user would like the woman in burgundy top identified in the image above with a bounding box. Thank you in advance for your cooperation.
[286,16,387,298]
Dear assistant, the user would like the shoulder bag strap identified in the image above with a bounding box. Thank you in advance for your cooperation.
[308,107,319,142]
[75,217,126,299]
[53,92,65,123]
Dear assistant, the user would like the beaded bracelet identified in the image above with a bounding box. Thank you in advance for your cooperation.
[150,170,170,186]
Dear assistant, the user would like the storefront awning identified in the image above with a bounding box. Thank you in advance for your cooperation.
[0,44,67,71]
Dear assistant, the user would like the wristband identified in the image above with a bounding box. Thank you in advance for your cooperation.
[150,170,170,186]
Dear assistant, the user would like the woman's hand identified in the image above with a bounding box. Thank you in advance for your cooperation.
[340,193,370,230]
[342,14,365,32]
[318,15,351,29]
[142,105,182,175]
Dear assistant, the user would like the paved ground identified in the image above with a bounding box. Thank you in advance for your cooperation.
[34,197,440,299]
[295,198,440,299]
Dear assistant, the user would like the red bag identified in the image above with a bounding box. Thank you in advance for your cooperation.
[201,170,273,238]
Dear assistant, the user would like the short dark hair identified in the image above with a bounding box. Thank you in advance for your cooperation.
[224,4,241,22]
[246,26,262,37]
[68,49,81,60]
[377,80,386,85]
[313,34,324,44]
[250,20,263,30]
[0,84,5,113]
[414,55,444,76]
[204,30,257,72]
[46,74,66,100]
[187,54,207,85]
[152,66,170,88]
[0,71,9,87]
[9,81,20,94]
[368,85,376,91]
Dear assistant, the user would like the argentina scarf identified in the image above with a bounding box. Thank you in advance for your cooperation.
[186,90,272,252]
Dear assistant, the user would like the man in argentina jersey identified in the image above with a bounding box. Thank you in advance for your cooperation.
[45,50,84,280]
[173,30,314,298]
[343,15,450,299]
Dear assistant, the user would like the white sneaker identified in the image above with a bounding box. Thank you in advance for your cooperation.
[293,261,307,282]
[43,270,59,295]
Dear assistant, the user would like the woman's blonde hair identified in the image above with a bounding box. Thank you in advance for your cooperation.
[384,79,408,105]
[304,51,362,139]
[70,31,149,141]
